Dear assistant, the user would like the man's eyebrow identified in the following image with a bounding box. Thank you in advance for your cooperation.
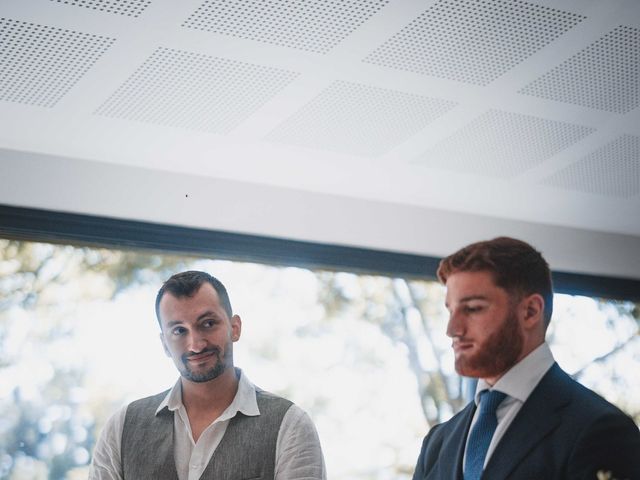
[163,311,222,327]
[197,311,221,321]
[459,295,489,302]
[447,295,489,308]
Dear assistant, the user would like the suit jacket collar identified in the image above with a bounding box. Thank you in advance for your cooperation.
[481,363,572,479]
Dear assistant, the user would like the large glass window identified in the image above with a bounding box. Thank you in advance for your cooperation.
[1,238,638,479]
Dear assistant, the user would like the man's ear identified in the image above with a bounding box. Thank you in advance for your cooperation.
[159,332,171,357]
[521,293,544,329]
[231,315,242,342]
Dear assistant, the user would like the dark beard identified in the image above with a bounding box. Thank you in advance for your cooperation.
[455,309,523,379]
[180,346,229,383]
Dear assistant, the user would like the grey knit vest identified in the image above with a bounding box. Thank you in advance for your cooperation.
[121,387,293,479]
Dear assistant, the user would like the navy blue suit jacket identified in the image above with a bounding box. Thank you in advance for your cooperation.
[412,363,640,479]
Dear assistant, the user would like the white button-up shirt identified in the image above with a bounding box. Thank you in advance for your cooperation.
[465,342,555,468]
[89,370,326,480]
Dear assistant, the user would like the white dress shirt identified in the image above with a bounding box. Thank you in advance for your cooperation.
[89,370,326,480]
[464,342,555,468]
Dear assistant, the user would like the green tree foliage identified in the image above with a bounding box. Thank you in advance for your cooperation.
[315,273,465,429]
[1,239,638,479]
[565,299,640,423]
[314,271,640,428]
[0,239,186,479]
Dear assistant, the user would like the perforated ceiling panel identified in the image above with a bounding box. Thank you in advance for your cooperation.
[364,0,584,85]
[0,18,115,108]
[95,47,299,133]
[49,0,151,17]
[266,80,457,157]
[418,110,594,178]
[182,0,388,54]
[541,135,640,198]
[521,26,640,113]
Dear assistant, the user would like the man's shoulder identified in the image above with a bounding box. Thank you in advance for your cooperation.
[566,376,632,419]
[125,389,171,417]
[254,388,294,413]
[541,364,633,422]
[254,387,291,400]
[129,389,170,405]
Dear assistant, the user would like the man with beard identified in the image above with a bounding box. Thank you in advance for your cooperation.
[412,237,640,480]
[89,271,326,479]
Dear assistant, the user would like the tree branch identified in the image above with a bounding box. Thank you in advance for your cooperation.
[572,331,639,379]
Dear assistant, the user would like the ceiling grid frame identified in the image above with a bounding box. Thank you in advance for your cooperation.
[0,0,639,280]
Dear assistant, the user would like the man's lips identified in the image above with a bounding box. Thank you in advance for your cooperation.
[452,341,473,354]
[183,349,218,363]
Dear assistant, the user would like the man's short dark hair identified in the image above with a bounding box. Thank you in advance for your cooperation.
[155,271,233,327]
[437,237,554,326]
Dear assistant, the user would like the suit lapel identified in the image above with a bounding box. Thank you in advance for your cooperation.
[482,364,571,479]
[431,403,475,480]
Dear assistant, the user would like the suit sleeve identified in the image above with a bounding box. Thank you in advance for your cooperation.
[567,411,640,480]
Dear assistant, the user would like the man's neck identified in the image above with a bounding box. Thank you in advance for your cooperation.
[181,367,240,415]
[484,338,546,386]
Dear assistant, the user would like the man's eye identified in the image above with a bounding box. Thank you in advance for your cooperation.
[465,306,483,313]
[203,320,216,328]
[172,327,187,336]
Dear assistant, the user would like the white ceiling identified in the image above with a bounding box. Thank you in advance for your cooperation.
[1,0,639,279]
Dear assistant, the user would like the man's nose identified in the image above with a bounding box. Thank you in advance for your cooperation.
[446,311,463,338]
[187,332,207,352]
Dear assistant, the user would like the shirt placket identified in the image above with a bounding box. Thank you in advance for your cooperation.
[187,415,226,480]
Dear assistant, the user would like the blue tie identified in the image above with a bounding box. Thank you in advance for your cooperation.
[464,390,507,480]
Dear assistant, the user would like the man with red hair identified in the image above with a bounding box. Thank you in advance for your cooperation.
[412,237,640,480]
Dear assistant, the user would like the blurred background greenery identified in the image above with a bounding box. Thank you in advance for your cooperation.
[1,239,638,479]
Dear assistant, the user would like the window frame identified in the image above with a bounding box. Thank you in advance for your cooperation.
[1,204,639,301]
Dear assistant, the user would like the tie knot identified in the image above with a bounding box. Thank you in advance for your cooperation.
[479,390,507,415]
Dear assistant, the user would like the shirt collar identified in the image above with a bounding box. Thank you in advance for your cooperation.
[155,368,260,419]
[475,342,555,405]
